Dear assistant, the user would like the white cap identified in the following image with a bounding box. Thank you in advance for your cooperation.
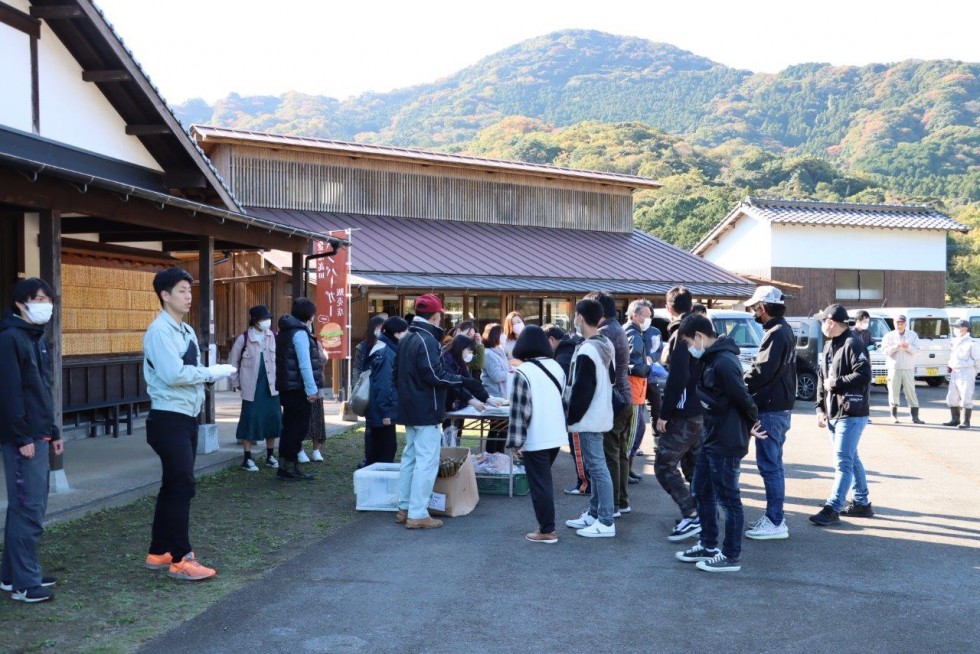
[744,285,784,306]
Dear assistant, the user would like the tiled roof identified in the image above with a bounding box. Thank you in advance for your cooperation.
[247,208,754,298]
[693,197,968,255]
[192,126,661,189]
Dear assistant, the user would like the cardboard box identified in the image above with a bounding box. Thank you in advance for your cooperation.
[353,462,402,511]
[430,447,479,517]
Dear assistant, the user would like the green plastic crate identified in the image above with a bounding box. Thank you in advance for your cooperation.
[476,473,530,496]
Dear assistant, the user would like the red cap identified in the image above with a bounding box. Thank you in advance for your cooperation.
[415,294,444,313]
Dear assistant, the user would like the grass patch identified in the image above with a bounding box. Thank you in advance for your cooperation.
[0,427,366,653]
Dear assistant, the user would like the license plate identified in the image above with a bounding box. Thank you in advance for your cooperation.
[926,367,938,376]
[874,375,887,385]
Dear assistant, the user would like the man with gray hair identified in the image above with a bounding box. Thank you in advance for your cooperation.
[624,299,652,483]
[881,314,923,424]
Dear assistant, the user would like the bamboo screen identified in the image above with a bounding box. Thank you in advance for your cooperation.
[61,264,160,356]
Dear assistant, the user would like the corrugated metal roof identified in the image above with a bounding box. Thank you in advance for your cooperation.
[247,208,753,297]
[693,197,968,255]
[192,125,661,189]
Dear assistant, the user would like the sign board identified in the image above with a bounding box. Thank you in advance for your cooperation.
[313,229,351,359]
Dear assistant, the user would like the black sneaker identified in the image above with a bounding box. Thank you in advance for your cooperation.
[277,464,314,481]
[675,542,720,563]
[668,516,702,542]
[11,586,54,603]
[696,552,741,573]
[809,505,841,526]
[628,473,641,484]
[840,501,875,518]
[1,576,55,592]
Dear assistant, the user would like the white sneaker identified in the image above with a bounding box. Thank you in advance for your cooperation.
[297,450,311,463]
[745,515,789,540]
[577,521,616,538]
[310,449,324,462]
[565,510,596,529]
[241,459,259,472]
[265,454,279,469]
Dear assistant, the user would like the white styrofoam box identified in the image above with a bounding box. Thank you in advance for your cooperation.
[354,462,402,511]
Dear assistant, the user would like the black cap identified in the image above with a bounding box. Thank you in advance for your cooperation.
[249,305,272,323]
[822,304,849,324]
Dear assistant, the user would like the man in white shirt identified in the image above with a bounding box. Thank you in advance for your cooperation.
[880,314,923,424]
[943,318,980,429]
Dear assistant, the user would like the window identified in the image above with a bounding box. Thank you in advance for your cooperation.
[368,294,399,319]
[541,298,572,330]
[475,297,501,333]
[401,296,418,318]
[835,270,884,301]
[442,295,464,331]
[514,298,542,326]
[911,318,949,339]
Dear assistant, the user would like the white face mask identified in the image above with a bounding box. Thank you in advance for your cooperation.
[374,329,382,338]
[687,335,705,359]
[511,321,524,336]
[25,302,53,325]
[395,331,407,341]
[257,319,272,331]
[462,350,474,363]
[856,320,869,331]
[639,317,652,332]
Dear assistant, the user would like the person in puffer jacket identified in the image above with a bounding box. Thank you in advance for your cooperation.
[674,313,761,574]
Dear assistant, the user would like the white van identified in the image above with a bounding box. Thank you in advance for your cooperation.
[945,307,980,337]
[859,307,950,386]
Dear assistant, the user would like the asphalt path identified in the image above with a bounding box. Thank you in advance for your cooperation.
[143,384,980,653]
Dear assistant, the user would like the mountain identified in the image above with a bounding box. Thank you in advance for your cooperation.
[173,29,980,300]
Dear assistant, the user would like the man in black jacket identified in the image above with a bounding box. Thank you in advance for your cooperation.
[674,314,761,573]
[743,286,796,540]
[811,304,874,526]
[655,286,705,541]
[0,278,62,603]
[394,295,484,530]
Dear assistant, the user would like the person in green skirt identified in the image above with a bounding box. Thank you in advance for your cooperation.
[229,306,282,471]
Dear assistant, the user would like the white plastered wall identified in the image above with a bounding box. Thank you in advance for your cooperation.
[700,212,772,278]
[770,224,947,271]
[0,23,33,132]
[36,22,163,171]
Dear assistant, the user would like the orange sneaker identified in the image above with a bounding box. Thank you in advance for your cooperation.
[167,553,217,581]
[145,552,173,570]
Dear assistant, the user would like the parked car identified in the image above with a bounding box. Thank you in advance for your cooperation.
[706,309,763,368]
[859,307,950,386]
[795,357,819,402]
[787,315,889,387]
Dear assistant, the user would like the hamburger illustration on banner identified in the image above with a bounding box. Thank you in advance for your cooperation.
[314,230,351,359]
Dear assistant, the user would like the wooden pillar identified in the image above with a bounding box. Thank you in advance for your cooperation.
[39,209,69,492]
[292,252,304,299]
[198,236,215,424]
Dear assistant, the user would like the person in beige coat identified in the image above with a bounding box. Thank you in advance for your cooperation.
[881,314,923,424]
[229,306,282,471]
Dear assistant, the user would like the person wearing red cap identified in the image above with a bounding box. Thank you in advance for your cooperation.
[394,294,488,529]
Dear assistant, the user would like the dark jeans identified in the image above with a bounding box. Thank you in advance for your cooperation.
[366,423,397,464]
[604,404,634,509]
[1,440,49,591]
[654,414,703,517]
[756,410,791,524]
[567,431,590,492]
[146,410,198,563]
[522,447,559,533]
[280,389,312,463]
[691,448,744,561]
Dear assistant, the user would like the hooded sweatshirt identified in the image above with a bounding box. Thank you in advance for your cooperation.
[661,315,704,420]
[564,333,616,433]
[0,312,59,445]
[697,335,759,458]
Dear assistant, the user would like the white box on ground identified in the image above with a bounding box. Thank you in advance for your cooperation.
[197,423,219,455]
[354,462,402,511]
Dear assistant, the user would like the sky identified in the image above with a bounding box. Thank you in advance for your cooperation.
[95,0,980,105]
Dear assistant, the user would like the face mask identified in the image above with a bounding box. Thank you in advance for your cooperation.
[688,335,705,359]
[639,317,652,331]
[462,351,474,363]
[395,331,406,341]
[821,322,834,338]
[374,329,382,338]
[25,302,53,325]
[257,319,272,331]
[511,321,524,336]
[857,320,869,331]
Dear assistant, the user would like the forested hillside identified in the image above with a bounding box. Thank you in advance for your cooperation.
[174,30,980,301]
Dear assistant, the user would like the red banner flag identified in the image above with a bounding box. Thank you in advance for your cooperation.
[313,230,351,359]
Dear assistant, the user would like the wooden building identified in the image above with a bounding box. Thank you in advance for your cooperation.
[692,197,968,316]
[0,0,342,450]
[190,125,756,393]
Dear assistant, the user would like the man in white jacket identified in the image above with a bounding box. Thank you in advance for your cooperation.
[881,315,923,424]
[943,319,980,429]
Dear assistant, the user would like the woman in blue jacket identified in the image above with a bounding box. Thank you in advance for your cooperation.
[365,317,408,464]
